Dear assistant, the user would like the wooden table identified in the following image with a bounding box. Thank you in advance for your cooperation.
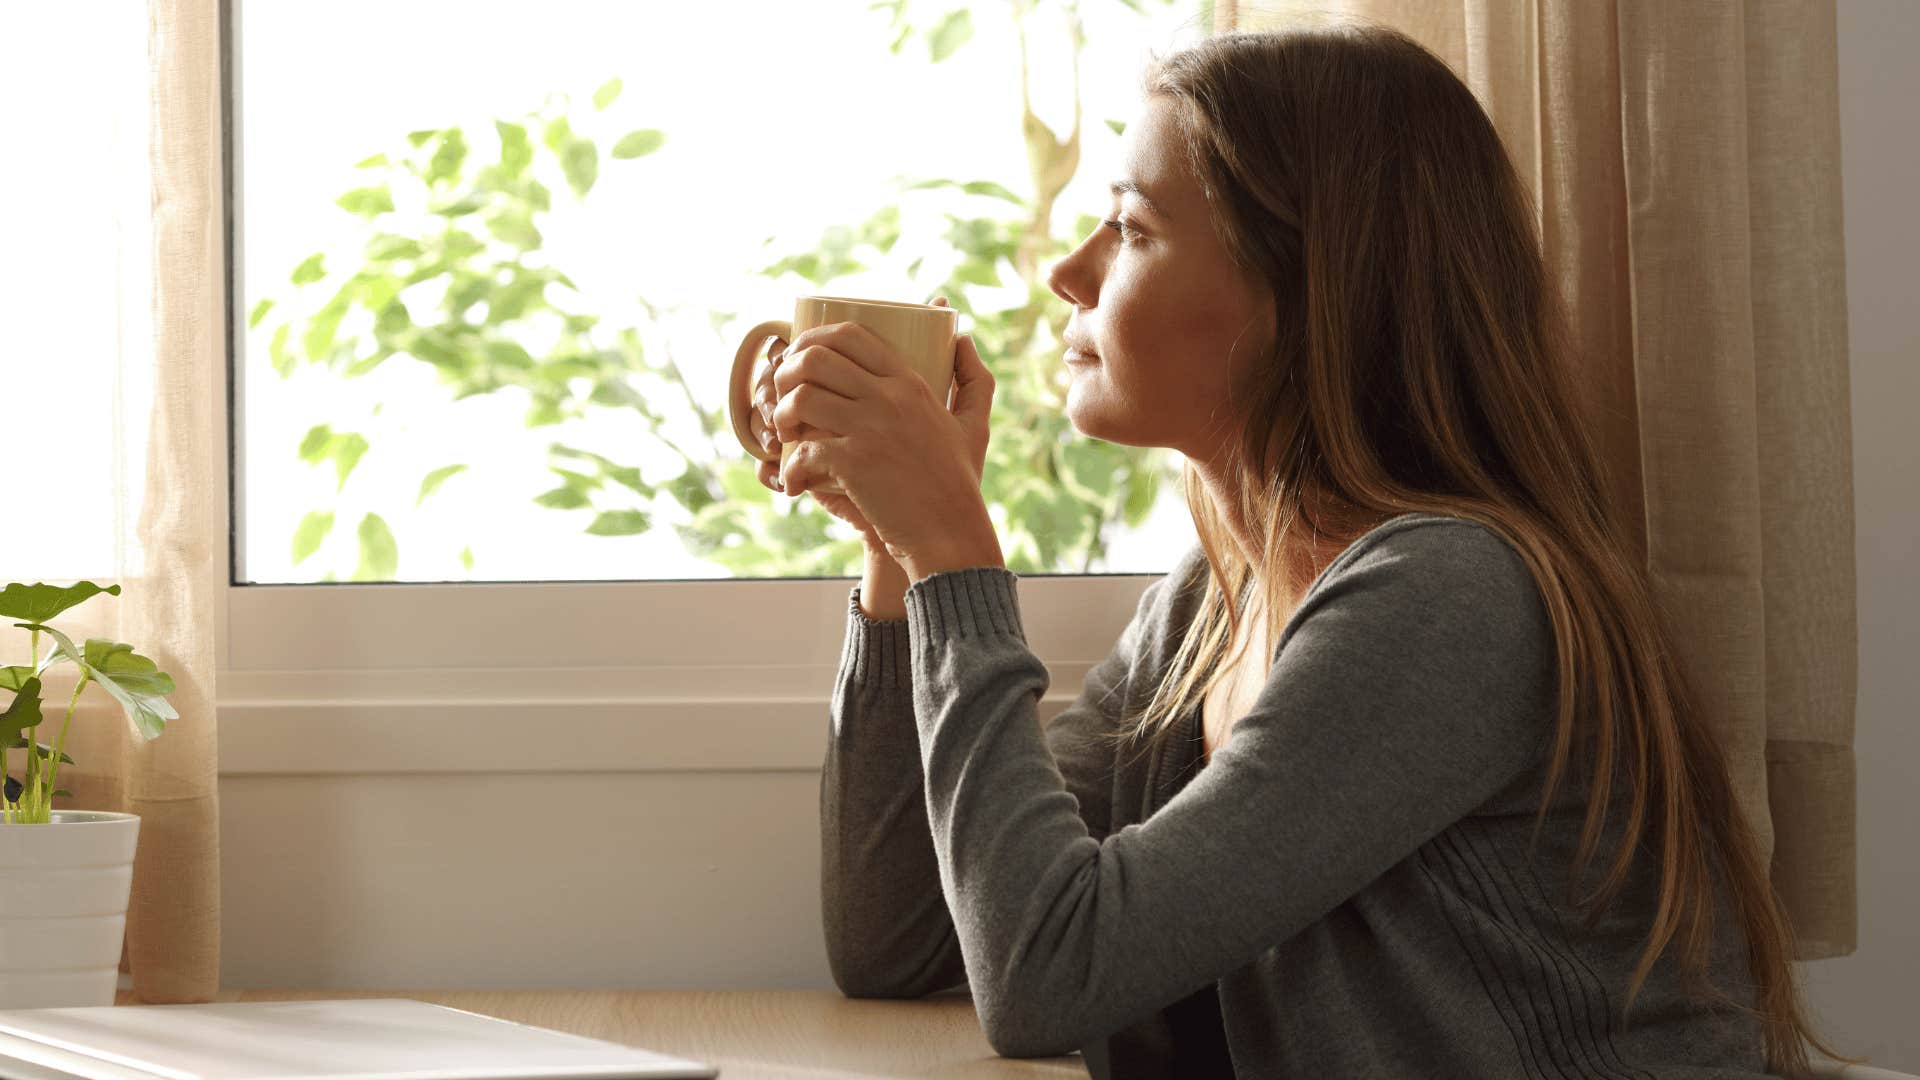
[116,989,1087,1079]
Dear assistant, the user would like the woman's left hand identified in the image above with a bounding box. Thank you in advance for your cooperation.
[770,315,1004,582]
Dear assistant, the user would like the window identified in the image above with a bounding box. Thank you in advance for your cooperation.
[0,4,149,585]
[222,1,1218,774]
[233,0,1213,585]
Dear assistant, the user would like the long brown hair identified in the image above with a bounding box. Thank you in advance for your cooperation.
[1113,22,1860,1078]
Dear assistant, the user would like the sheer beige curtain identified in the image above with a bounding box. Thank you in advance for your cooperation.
[1231,0,1857,959]
[54,0,225,1002]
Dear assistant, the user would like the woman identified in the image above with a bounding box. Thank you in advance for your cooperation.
[748,21,1855,1080]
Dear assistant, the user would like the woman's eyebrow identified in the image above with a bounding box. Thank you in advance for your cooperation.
[1109,178,1170,220]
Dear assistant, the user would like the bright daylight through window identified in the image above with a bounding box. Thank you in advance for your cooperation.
[233,0,1215,584]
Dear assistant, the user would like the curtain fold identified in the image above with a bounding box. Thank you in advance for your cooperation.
[57,0,225,1002]
[1237,0,1857,960]
[125,0,223,998]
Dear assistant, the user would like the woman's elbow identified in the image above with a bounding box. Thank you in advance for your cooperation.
[976,986,1081,1059]
[826,944,965,1000]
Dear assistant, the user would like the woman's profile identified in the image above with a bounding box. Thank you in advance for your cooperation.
[782,20,1858,1080]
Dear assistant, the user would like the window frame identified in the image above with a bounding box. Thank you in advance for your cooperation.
[216,0,1183,779]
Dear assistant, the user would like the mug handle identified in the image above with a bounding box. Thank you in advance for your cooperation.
[729,319,791,462]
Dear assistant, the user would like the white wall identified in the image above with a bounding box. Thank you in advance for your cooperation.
[1795,1,1920,1072]
[218,3,1920,1070]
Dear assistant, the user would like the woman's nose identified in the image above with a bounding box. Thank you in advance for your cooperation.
[1046,247,1090,308]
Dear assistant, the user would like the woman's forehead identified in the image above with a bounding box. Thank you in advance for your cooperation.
[1117,97,1206,221]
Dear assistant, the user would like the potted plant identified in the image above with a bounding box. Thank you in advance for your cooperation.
[0,581,178,1008]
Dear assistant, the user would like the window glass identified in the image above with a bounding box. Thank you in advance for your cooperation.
[235,0,1210,583]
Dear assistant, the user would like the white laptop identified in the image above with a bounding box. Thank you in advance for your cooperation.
[0,998,718,1080]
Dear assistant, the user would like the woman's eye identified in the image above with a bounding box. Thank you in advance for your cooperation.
[1101,218,1136,242]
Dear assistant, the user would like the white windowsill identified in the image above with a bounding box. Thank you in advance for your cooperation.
[209,572,1160,776]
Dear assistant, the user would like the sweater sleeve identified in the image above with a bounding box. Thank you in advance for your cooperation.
[900,520,1558,1058]
[820,569,1185,999]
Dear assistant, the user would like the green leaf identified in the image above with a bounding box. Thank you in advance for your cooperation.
[955,259,1002,287]
[429,193,487,217]
[303,295,349,366]
[366,235,424,261]
[298,424,334,463]
[610,129,665,159]
[0,582,121,623]
[928,9,973,62]
[589,379,644,408]
[534,486,592,510]
[336,186,394,217]
[482,341,535,370]
[269,324,295,377]
[484,208,542,249]
[359,272,400,311]
[459,546,475,571]
[561,138,598,198]
[962,180,1025,204]
[249,299,275,328]
[0,666,35,692]
[427,129,468,186]
[352,514,399,581]
[13,626,178,742]
[290,253,327,286]
[593,78,623,111]
[297,426,369,490]
[586,510,650,536]
[291,511,333,565]
[82,637,177,740]
[1,678,43,745]
[7,739,74,765]
[495,120,531,176]
[354,152,389,168]
[416,464,469,506]
[330,434,369,491]
[719,463,771,505]
[1105,118,1127,136]
[407,129,438,148]
[1124,465,1158,526]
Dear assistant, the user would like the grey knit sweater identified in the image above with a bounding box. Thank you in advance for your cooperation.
[821,512,1774,1078]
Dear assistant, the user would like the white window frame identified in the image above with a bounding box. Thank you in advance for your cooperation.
[215,0,1177,780]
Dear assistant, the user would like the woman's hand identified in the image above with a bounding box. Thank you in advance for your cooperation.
[752,304,964,547]
[765,296,1002,580]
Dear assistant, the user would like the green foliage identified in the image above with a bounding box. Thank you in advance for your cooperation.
[353,513,400,580]
[255,0,1186,582]
[291,510,334,564]
[1,585,178,824]
[416,464,468,506]
[928,9,974,62]
[0,582,122,624]
[298,424,370,492]
[611,130,665,160]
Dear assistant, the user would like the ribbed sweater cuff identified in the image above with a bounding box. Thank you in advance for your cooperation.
[902,565,1027,646]
[842,585,912,692]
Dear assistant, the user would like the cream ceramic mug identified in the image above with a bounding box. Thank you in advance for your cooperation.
[729,295,959,497]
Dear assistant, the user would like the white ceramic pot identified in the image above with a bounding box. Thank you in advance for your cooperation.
[0,810,139,1008]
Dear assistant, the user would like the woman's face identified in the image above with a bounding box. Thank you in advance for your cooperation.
[1045,93,1274,464]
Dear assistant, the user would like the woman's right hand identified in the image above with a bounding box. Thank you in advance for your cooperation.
[751,296,952,553]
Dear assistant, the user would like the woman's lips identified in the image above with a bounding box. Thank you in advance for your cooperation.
[1064,348,1099,364]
